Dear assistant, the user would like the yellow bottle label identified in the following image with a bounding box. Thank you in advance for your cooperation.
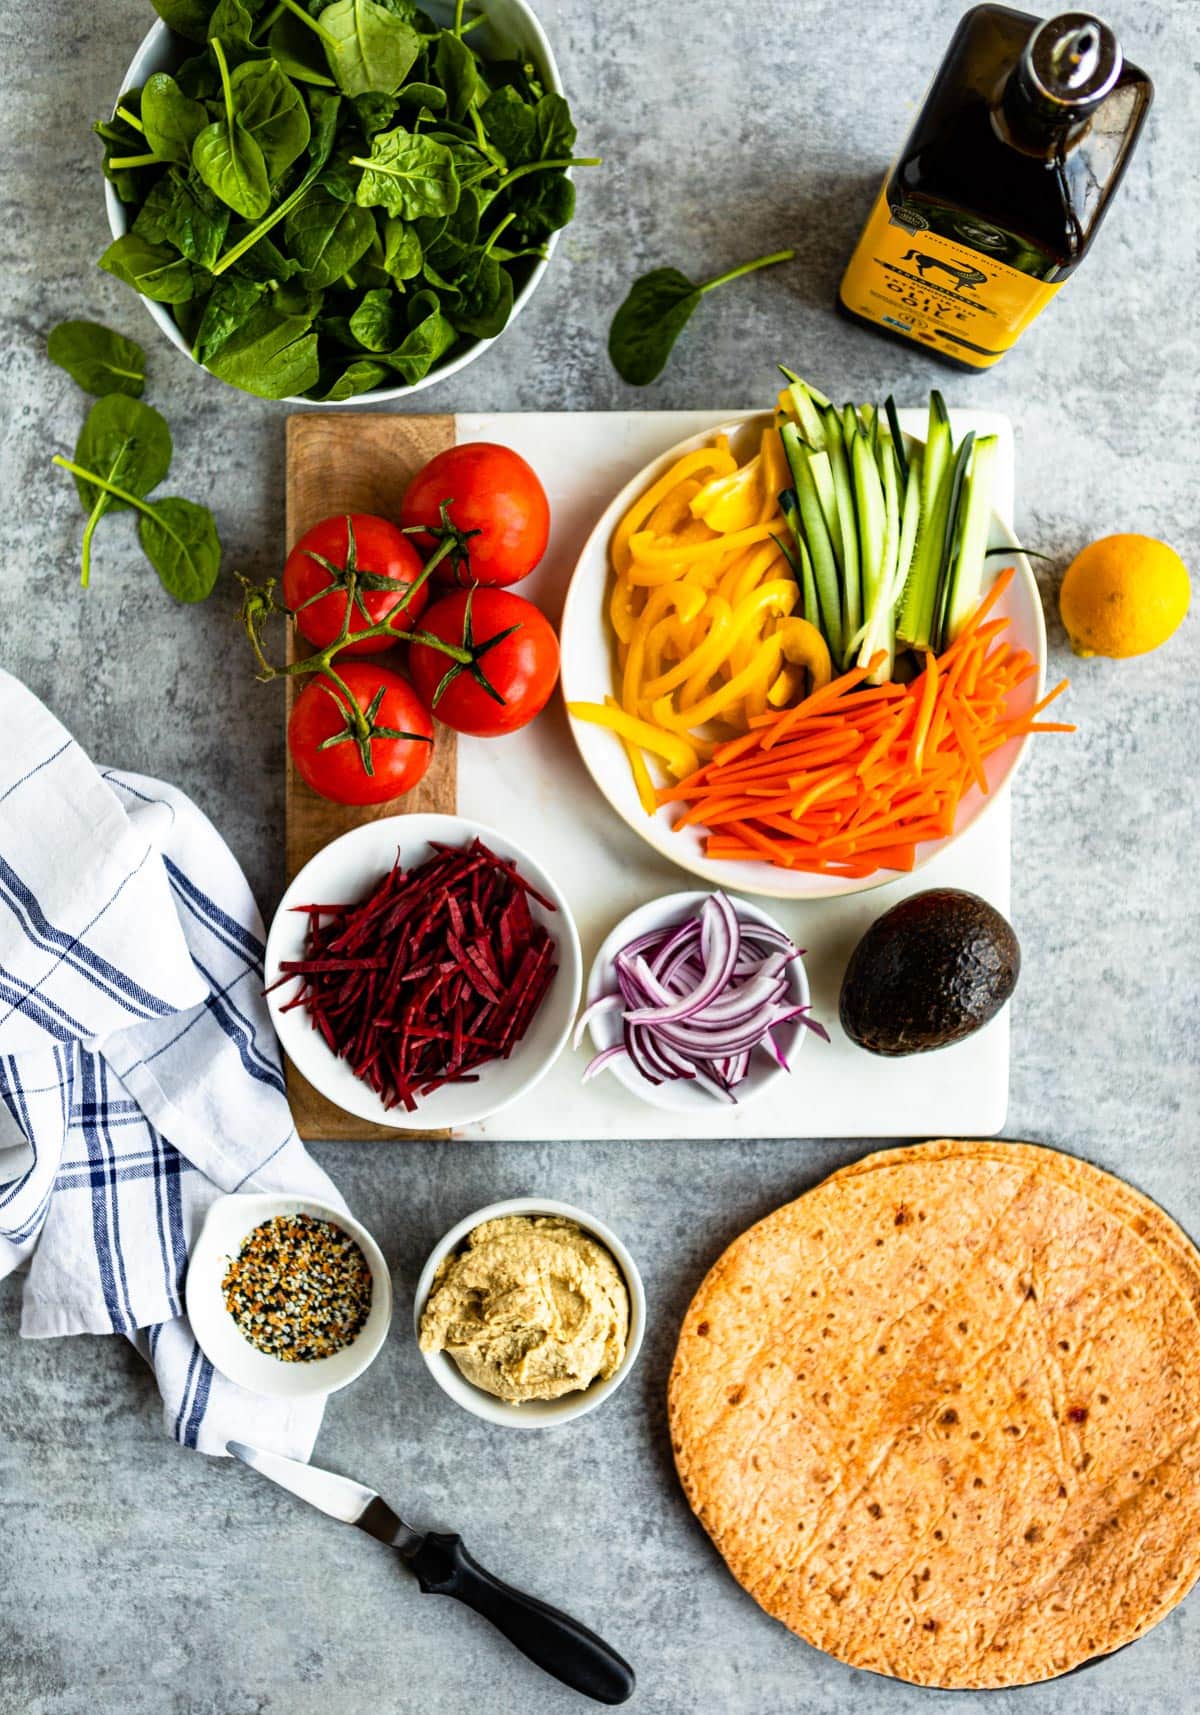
[839,185,1062,368]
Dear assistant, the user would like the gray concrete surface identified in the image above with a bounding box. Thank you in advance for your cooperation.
[2,0,1198,1711]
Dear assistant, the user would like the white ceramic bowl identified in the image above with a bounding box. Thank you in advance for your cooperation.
[582,889,814,1114]
[264,813,582,1130]
[560,412,1047,902]
[186,1192,393,1399]
[105,0,566,406]
[413,1196,645,1428]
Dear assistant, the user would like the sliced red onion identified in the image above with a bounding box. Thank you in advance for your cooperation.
[579,892,829,1101]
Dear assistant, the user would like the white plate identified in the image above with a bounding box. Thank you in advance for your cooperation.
[186,1192,392,1400]
[559,411,1046,902]
[264,813,582,1130]
[583,889,814,1113]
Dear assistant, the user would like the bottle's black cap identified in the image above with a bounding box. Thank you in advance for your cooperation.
[1020,14,1123,118]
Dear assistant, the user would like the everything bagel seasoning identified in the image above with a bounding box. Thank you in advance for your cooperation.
[221,1212,372,1362]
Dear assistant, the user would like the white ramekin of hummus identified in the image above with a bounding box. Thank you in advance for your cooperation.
[414,1197,645,1428]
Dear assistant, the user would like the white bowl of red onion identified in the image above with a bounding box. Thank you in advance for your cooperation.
[577,891,828,1112]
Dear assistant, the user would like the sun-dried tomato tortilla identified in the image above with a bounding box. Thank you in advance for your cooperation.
[669,1140,1200,1688]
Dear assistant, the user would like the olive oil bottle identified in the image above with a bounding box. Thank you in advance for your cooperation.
[839,7,1152,368]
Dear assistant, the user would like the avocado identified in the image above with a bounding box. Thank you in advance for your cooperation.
[839,888,1020,1056]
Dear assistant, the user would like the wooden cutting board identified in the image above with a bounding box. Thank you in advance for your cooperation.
[284,413,457,1141]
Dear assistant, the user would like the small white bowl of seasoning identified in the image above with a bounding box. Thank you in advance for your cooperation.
[186,1192,392,1400]
[414,1197,645,1429]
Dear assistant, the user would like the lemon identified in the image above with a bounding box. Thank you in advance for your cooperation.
[1058,533,1190,659]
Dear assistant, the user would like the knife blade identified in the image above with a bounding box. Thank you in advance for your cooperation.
[226,1441,635,1706]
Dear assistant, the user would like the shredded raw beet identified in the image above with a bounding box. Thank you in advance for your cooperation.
[273,839,559,1112]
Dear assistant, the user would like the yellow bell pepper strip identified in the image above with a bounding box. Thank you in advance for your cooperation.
[646,477,704,539]
[626,520,779,582]
[777,617,833,687]
[605,696,657,815]
[567,702,699,779]
[608,567,641,645]
[652,633,791,731]
[611,444,735,573]
[643,596,735,700]
[690,456,765,535]
[622,582,706,713]
[760,424,792,516]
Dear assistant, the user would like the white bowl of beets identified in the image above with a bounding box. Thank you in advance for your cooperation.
[264,813,582,1130]
[99,0,583,405]
[578,890,828,1113]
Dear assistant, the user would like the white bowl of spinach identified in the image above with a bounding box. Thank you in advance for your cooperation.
[98,0,592,404]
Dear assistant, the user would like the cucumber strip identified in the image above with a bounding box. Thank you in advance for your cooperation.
[841,403,861,444]
[778,367,827,450]
[941,434,999,644]
[884,395,909,488]
[896,391,953,650]
[777,493,822,634]
[855,438,900,683]
[851,430,886,609]
[932,430,977,651]
[878,438,901,604]
[822,406,861,644]
[894,446,922,603]
[808,450,841,565]
[781,422,843,661]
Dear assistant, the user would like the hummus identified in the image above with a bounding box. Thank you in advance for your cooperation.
[419,1215,630,1403]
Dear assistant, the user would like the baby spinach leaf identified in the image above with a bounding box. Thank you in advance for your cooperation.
[383,289,455,382]
[138,497,222,601]
[381,216,421,280]
[47,321,146,398]
[314,357,392,400]
[205,301,321,396]
[434,31,483,123]
[284,190,375,287]
[192,276,265,363]
[175,51,223,101]
[192,38,271,217]
[316,147,363,202]
[608,250,795,386]
[206,0,259,52]
[353,90,398,133]
[227,229,302,282]
[134,170,231,271]
[140,74,209,166]
[100,234,196,303]
[320,0,421,97]
[348,286,405,350]
[267,12,338,88]
[95,105,155,205]
[506,170,574,243]
[534,93,575,160]
[447,252,513,340]
[149,0,219,43]
[395,81,446,112]
[70,395,173,586]
[231,59,311,180]
[480,86,535,165]
[352,127,459,219]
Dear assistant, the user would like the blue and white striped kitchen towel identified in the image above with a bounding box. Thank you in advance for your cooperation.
[0,667,346,1457]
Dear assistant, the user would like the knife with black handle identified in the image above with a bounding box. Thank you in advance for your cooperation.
[227,1440,635,1705]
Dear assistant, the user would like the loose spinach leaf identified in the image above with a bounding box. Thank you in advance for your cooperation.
[348,285,405,350]
[608,250,794,385]
[352,127,459,219]
[381,216,421,280]
[192,39,271,217]
[99,233,196,303]
[141,74,209,166]
[138,496,222,601]
[607,268,700,387]
[205,301,321,396]
[48,321,146,398]
[320,0,421,97]
[71,395,173,586]
[148,0,219,43]
[231,58,311,180]
[134,170,231,271]
[284,190,375,287]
